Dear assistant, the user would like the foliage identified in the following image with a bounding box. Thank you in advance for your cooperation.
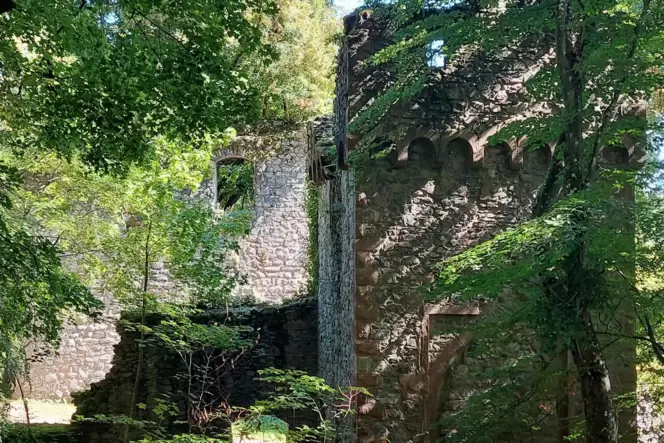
[0,160,101,398]
[134,436,224,443]
[216,161,255,211]
[305,182,320,295]
[4,129,253,440]
[0,0,281,405]
[78,368,363,443]
[231,369,369,443]
[0,0,278,173]
[350,0,664,441]
[0,424,79,443]
[0,1,338,441]
[247,0,341,122]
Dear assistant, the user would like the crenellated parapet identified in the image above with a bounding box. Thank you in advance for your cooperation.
[316,7,644,443]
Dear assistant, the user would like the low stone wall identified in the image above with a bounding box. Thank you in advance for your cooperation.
[72,298,318,443]
[18,289,120,401]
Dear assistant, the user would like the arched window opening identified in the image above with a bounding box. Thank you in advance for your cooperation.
[215,156,254,210]
[600,146,629,166]
[408,137,437,168]
[427,40,446,68]
[484,142,512,171]
[524,145,552,173]
[445,138,473,171]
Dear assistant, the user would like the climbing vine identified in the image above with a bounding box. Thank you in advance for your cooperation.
[305,182,320,296]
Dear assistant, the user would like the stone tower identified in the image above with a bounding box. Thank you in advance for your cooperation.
[311,8,640,443]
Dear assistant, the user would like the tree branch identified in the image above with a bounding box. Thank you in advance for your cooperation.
[584,0,652,182]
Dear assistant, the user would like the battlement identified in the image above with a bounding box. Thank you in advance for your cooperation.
[316,7,643,443]
[306,7,646,187]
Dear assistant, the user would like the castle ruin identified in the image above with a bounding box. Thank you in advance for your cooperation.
[314,9,640,443]
[23,6,643,443]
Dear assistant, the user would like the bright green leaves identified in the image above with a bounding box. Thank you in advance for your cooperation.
[489,115,566,150]
[248,0,340,122]
[430,189,637,301]
[0,158,101,394]
[216,161,255,211]
[0,0,277,173]
[235,368,370,443]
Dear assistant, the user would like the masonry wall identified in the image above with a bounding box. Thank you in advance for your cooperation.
[21,129,311,401]
[21,261,186,401]
[73,298,318,443]
[353,139,549,443]
[323,9,639,443]
[21,291,120,401]
[213,130,311,303]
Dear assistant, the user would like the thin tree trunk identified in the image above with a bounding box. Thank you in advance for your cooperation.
[124,222,152,443]
[554,0,620,439]
[570,313,619,443]
[16,378,30,426]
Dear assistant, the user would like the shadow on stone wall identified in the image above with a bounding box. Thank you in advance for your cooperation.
[354,139,551,442]
[72,298,318,443]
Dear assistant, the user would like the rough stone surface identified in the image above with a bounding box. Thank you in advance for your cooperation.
[20,295,120,401]
[315,9,640,443]
[21,130,312,401]
[73,298,318,443]
[201,130,312,303]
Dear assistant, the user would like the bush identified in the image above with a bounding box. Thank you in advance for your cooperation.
[0,424,79,443]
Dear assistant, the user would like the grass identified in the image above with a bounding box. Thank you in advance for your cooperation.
[7,399,75,425]
[231,415,288,443]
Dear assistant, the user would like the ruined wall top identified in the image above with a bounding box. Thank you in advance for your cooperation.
[205,128,312,303]
[324,7,644,175]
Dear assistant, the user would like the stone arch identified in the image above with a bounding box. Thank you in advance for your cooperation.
[407,137,437,169]
[599,145,630,168]
[483,142,513,173]
[443,137,474,172]
[214,155,255,210]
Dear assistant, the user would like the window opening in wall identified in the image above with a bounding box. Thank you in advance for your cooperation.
[215,156,254,210]
[408,137,437,168]
[337,138,346,169]
[446,138,473,170]
[427,40,446,68]
[600,145,629,166]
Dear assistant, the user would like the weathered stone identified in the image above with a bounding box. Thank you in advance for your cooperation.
[356,340,381,356]
[73,299,318,443]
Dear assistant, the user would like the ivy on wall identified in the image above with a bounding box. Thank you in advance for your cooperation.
[305,182,320,296]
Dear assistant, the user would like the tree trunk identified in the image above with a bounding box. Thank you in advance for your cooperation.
[570,313,619,443]
[554,0,620,440]
[124,222,152,443]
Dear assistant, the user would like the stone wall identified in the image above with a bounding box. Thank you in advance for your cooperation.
[316,26,358,441]
[352,129,548,443]
[317,8,639,443]
[20,262,182,401]
[73,298,318,443]
[21,129,311,401]
[21,290,120,401]
[208,129,312,303]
